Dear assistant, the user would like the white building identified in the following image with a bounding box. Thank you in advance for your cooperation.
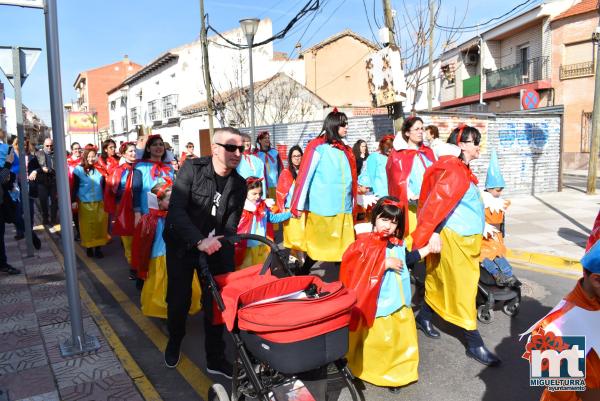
[107,18,305,155]
[403,59,442,113]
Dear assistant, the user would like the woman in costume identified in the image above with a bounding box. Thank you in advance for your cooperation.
[96,139,120,177]
[290,108,357,275]
[341,197,430,392]
[254,131,282,199]
[105,142,137,278]
[235,177,291,270]
[358,135,394,198]
[72,145,110,258]
[411,124,501,367]
[276,145,306,264]
[386,116,435,248]
[352,139,369,176]
[237,132,266,196]
[67,142,82,241]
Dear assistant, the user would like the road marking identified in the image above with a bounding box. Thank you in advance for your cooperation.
[44,230,163,401]
[511,261,579,281]
[46,230,214,400]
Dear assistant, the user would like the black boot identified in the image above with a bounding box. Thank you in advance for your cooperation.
[466,346,501,367]
[94,247,104,259]
[415,314,440,339]
[86,248,94,257]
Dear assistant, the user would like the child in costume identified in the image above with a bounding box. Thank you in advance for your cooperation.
[480,150,518,287]
[139,179,202,318]
[237,132,267,196]
[341,196,431,392]
[520,241,600,401]
[386,116,435,248]
[291,108,357,273]
[235,177,291,270]
[71,146,110,258]
[254,131,282,199]
[276,145,306,264]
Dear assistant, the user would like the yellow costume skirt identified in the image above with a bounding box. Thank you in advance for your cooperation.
[305,212,355,262]
[78,201,110,248]
[425,228,481,330]
[283,212,306,251]
[405,204,418,250]
[121,236,133,264]
[237,244,270,270]
[347,307,419,387]
[141,255,202,319]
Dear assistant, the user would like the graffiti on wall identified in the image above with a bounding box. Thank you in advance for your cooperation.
[497,122,549,152]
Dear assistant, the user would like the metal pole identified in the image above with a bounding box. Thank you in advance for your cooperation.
[588,31,600,194]
[382,0,404,130]
[43,0,99,356]
[200,0,215,139]
[247,34,256,142]
[12,47,34,256]
[427,0,434,111]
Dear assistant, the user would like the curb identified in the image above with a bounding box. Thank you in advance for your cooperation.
[507,248,582,272]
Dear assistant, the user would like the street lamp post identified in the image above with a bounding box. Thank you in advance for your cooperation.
[239,18,259,141]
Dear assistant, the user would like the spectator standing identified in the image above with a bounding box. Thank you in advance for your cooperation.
[31,138,57,225]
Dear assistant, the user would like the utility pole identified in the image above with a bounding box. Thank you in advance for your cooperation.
[382,0,404,132]
[427,0,434,111]
[200,0,215,139]
[588,25,600,194]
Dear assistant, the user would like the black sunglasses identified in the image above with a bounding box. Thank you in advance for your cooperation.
[216,143,244,153]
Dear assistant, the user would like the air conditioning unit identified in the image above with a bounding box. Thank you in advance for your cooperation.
[464,53,479,66]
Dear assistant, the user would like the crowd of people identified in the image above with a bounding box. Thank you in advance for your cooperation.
[1,107,598,400]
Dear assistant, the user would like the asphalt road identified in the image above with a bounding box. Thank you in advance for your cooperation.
[52,230,579,401]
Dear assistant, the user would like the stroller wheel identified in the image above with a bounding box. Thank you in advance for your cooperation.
[477,305,494,324]
[208,383,230,401]
[502,297,521,317]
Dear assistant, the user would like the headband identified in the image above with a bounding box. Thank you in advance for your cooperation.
[456,123,468,144]
[380,134,395,143]
[119,141,136,154]
[156,177,173,199]
[147,134,163,142]
[257,131,269,140]
[84,144,98,152]
[246,176,264,185]
[332,107,339,113]
[381,199,403,209]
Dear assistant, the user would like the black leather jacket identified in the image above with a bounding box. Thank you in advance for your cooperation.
[164,156,246,257]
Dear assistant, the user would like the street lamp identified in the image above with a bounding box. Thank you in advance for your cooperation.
[239,18,260,141]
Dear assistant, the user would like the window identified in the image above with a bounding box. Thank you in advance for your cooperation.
[130,107,138,125]
[565,41,594,64]
[519,46,529,77]
[162,94,178,118]
[148,100,160,121]
[110,120,115,134]
[172,134,179,155]
[121,116,127,132]
[110,100,117,111]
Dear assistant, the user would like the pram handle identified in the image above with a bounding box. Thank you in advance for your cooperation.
[198,252,226,312]
[224,234,293,277]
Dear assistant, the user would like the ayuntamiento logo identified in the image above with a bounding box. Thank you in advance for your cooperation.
[522,328,586,392]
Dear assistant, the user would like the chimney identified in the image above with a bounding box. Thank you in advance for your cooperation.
[123,54,130,64]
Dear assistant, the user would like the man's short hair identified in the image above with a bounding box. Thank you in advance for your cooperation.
[213,127,242,143]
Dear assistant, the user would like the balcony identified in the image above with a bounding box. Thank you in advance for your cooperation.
[485,57,549,92]
[560,61,594,80]
[463,75,480,97]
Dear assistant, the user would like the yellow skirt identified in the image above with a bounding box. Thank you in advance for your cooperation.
[425,228,481,330]
[283,212,306,251]
[237,244,270,270]
[305,212,355,262]
[79,201,110,248]
[121,236,133,264]
[347,307,419,387]
[141,255,202,319]
[405,204,418,250]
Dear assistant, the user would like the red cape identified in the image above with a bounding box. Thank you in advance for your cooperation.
[386,146,435,237]
[276,169,294,212]
[131,209,167,279]
[234,200,274,266]
[411,155,478,249]
[339,232,391,330]
[96,156,119,177]
[290,135,357,217]
[107,163,135,235]
[587,210,600,251]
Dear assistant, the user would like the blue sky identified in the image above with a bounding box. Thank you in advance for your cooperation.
[0,0,539,125]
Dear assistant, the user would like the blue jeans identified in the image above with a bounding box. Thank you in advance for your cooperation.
[482,256,513,277]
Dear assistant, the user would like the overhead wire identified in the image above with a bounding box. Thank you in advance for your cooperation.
[435,0,535,32]
[361,0,382,46]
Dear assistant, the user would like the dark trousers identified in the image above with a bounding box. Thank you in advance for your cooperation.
[419,302,484,348]
[166,244,233,363]
[38,182,57,223]
[15,195,35,236]
[0,214,6,267]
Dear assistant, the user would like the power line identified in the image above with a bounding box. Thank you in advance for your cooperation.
[435,0,534,32]
[362,0,382,46]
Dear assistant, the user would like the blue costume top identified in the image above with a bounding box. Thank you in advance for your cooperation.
[358,152,388,197]
[246,208,292,248]
[407,153,432,199]
[150,217,166,258]
[444,182,485,236]
[292,144,353,216]
[133,161,174,214]
[0,143,8,166]
[255,148,281,189]
[376,244,412,317]
[237,154,267,195]
[73,166,104,203]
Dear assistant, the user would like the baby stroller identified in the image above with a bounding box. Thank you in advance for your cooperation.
[476,267,521,324]
[201,234,360,401]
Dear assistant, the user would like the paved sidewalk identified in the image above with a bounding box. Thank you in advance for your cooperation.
[0,225,143,401]
[505,186,600,262]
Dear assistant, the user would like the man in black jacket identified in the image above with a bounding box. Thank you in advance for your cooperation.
[163,127,246,377]
[30,138,57,225]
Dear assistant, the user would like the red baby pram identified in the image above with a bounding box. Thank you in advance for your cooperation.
[201,234,360,401]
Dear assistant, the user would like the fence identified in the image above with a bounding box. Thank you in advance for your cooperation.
[243,109,562,196]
